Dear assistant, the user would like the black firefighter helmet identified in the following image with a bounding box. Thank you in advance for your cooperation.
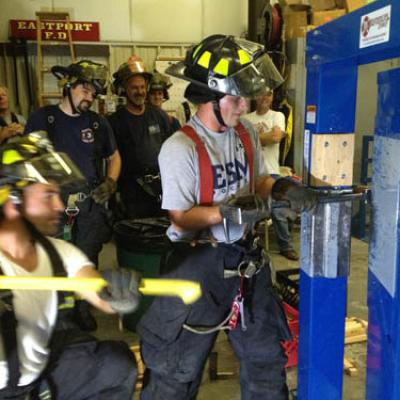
[166,34,284,101]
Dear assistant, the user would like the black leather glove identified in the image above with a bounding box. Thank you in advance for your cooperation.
[271,177,318,212]
[92,177,117,204]
[100,268,141,314]
[220,194,270,225]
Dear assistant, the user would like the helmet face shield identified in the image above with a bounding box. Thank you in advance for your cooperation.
[52,60,109,96]
[26,152,86,191]
[165,61,187,81]
[0,134,87,206]
[254,54,284,92]
[208,54,284,98]
[79,63,108,95]
[208,63,265,97]
[166,43,283,99]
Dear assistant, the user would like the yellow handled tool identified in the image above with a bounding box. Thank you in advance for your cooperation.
[0,276,201,305]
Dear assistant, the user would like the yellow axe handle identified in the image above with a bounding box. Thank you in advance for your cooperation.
[0,276,201,305]
[140,278,201,304]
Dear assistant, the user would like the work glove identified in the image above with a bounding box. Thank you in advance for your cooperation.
[100,268,141,314]
[271,177,318,213]
[91,177,117,205]
[219,193,270,225]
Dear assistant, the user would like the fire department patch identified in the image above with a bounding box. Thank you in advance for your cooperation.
[81,128,94,143]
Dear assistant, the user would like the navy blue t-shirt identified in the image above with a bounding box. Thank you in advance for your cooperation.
[108,106,172,195]
[25,106,117,186]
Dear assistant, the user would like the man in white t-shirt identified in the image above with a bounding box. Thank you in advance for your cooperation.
[245,90,299,260]
[0,133,140,399]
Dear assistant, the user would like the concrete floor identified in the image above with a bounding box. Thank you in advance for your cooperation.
[94,224,369,400]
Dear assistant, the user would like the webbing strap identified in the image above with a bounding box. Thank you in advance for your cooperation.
[180,125,214,206]
[180,123,254,205]
[0,225,69,389]
[0,265,20,388]
[182,101,191,122]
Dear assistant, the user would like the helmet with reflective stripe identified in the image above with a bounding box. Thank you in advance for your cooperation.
[112,55,153,96]
[0,131,86,206]
[166,34,283,98]
[52,59,108,96]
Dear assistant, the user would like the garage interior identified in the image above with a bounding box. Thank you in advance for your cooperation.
[0,1,398,399]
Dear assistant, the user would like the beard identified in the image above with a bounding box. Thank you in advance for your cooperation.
[128,94,145,107]
[77,100,92,113]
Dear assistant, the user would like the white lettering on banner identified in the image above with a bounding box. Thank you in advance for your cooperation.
[359,5,391,49]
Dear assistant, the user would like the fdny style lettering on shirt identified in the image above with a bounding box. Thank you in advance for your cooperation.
[212,159,248,189]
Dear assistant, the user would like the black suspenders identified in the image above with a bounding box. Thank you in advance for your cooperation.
[0,232,67,389]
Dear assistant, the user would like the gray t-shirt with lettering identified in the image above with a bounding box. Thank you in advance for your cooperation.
[159,115,266,243]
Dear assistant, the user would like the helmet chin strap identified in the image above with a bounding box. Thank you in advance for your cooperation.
[212,99,227,129]
[66,84,81,115]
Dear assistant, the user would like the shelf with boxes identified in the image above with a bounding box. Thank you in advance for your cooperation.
[282,0,367,40]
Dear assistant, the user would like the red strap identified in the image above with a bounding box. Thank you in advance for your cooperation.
[180,123,254,205]
[180,125,214,206]
[236,122,254,192]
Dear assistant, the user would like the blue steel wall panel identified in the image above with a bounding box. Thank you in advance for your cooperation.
[306,0,400,67]
[298,271,347,400]
[366,66,400,400]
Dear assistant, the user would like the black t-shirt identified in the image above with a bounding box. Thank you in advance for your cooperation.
[25,106,117,186]
[108,106,172,191]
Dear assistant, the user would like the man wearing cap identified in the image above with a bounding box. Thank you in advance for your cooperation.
[108,56,172,218]
[137,34,317,399]
[24,60,121,331]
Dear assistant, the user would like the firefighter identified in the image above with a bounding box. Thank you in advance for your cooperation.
[147,72,181,132]
[108,56,172,218]
[0,133,139,400]
[25,60,121,331]
[137,34,316,399]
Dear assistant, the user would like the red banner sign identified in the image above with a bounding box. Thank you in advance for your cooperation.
[10,19,100,41]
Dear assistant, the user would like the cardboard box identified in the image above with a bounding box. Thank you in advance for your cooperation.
[335,0,366,11]
[285,11,308,39]
[283,0,310,6]
[310,0,336,11]
[284,4,310,13]
[345,0,366,12]
[312,9,346,26]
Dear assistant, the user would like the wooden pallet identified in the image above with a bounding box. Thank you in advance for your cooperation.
[343,317,368,376]
[345,317,368,345]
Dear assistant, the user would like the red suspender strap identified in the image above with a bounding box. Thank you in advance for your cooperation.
[180,123,254,205]
[236,122,254,192]
[180,125,214,206]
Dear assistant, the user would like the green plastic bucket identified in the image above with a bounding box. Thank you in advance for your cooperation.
[114,217,170,331]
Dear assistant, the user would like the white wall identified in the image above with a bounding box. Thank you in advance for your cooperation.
[0,0,248,43]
